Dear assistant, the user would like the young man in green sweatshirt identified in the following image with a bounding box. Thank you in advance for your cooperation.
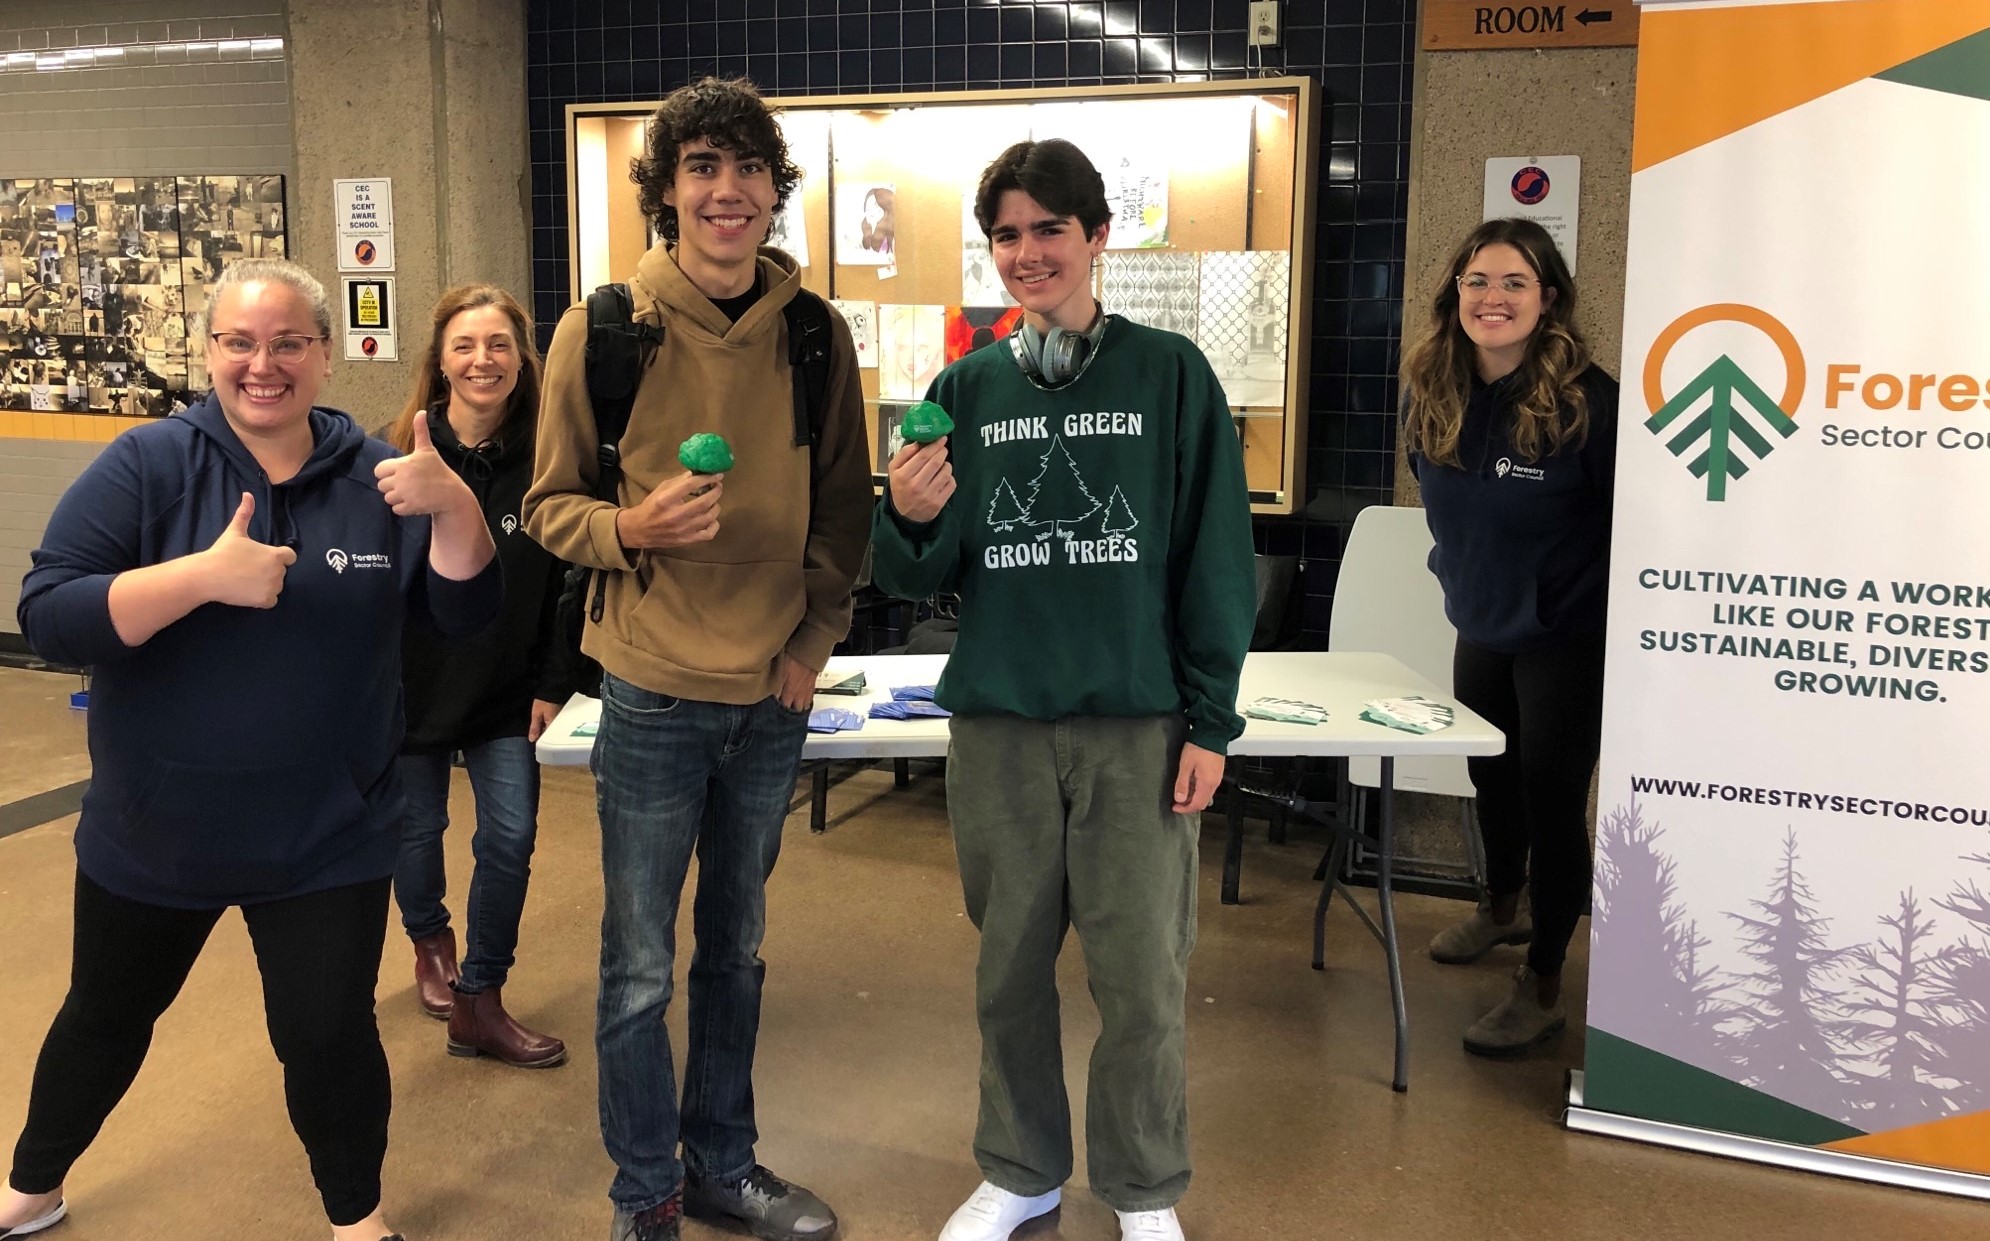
[870,139,1255,1241]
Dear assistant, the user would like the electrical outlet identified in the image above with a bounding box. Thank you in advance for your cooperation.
[1248,1,1281,48]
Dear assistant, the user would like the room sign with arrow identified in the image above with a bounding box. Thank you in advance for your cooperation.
[1421,0,1640,50]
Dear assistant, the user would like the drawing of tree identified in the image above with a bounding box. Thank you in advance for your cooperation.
[1723,831,1853,1111]
[987,478,1026,531]
[1591,800,1729,1059]
[1100,485,1137,538]
[1022,436,1100,539]
[1834,890,1965,1125]
[1929,852,1990,1111]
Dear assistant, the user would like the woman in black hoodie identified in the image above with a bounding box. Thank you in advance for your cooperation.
[383,285,569,1069]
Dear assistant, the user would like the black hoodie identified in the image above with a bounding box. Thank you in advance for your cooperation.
[398,408,568,754]
[1411,364,1619,653]
[18,395,502,909]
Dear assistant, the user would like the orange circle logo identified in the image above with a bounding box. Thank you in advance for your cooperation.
[355,239,377,265]
[1644,304,1804,417]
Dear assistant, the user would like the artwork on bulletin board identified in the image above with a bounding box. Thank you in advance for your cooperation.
[829,298,877,369]
[878,303,944,401]
[1101,251,1198,340]
[836,183,896,265]
[1101,150,1170,250]
[0,173,286,414]
[944,305,1024,364]
[876,400,912,472]
[1195,250,1290,410]
[960,197,1016,306]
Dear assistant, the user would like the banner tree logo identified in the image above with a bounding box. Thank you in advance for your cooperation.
[1643,304,1804,502]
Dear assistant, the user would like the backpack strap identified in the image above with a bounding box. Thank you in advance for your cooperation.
[580,283,661,621]
[781,289,834,450]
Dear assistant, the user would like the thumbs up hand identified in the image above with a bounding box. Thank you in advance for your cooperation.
[376,412,475,517]
[202,491,296,608]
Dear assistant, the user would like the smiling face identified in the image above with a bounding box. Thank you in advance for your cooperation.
[989,188,1108,334]
[438,304,520,423]
[204,278,328,442]
[1456,241,1553,380]
[663,139,776,299]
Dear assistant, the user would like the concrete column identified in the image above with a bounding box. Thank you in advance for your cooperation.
[287,0,530,428]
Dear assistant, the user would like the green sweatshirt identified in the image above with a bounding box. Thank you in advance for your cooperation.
[870,318,1255,753]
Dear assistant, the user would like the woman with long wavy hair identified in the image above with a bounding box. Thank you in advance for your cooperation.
[383,284,572,1069]
[1401,218,1619,1058]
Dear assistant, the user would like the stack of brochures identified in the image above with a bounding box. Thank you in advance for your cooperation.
[814,668,868,695]
[1359,696,1456,734]
[1244,697,1329,725]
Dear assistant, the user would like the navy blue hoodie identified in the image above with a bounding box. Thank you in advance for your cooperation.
[1412,364,1619,653]
[17,395,502,909]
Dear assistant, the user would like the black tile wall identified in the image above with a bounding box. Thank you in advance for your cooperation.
[526,0,1414,648]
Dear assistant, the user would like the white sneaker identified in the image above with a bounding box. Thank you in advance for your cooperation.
[0,1195,67,1238]
[938,1181,1060,1241]
[1117,1207,1185,1240]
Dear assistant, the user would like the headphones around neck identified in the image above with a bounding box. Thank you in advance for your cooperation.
[1010,308,1112,388]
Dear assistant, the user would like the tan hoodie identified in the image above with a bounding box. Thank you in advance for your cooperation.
[523,244,872,704]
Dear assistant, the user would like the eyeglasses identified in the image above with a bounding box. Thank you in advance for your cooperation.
[209,332,323,363]
[1456,274,1539,296]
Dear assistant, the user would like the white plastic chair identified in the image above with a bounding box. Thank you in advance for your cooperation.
[1328,504,1484,887]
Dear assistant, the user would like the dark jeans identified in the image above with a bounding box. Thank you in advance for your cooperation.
[1453,627,1607,977]
[590,671,809,1214]
[393,735,542,993]
[9,872,392,1226]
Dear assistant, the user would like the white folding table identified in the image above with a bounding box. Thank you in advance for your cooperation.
[536,650,1504,1091]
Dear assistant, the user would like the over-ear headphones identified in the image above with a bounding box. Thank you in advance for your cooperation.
[1011,310,1112,388]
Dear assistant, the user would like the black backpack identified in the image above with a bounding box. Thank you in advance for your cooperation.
[555,282,836,698]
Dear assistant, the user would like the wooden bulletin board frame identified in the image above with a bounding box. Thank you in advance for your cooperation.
[566,78,1318,514]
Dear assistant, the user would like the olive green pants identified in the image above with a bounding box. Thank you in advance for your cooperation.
[946,713,1199,1212]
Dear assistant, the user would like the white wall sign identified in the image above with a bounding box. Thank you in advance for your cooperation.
[333,178,395,272]
[342,275,396,361]
[1483,155,1580,272]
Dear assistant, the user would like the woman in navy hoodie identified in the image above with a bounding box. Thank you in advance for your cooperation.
[5,259,499,1241]
[382,285,567,1069]
[1402,218,1618,1060]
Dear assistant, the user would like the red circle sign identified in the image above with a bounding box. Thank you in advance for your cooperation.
[355,239,377,265]
[361,336,379,357]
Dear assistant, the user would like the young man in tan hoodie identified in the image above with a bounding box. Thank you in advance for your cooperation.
[523,77,871,1241]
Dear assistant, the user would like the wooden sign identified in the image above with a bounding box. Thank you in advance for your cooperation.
[1422,0,1640,50]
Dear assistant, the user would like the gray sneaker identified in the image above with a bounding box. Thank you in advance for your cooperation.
[1428,893,1532,964]
[1462,965,1566,1057]
[609,1194,682,1241]
[684,1165,837,1241]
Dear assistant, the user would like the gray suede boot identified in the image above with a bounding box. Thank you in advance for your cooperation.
[1429,890,1532,964]
[1463,965,1566,1057]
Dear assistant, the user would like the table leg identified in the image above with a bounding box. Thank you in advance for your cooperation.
[1378,757,1409,1093]
[1221,764,1244,906]
[893,758,910,789]
[810,765,829,835]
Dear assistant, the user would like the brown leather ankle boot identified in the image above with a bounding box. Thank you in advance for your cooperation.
[446,986,567,1069]
[411,929,459,1020]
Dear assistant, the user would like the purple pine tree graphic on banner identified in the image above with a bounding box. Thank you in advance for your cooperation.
[1022,436,1100,539]
[1931,852,1990,1111]
[1724,831,1853,1117]
[1591,800,1729,1060]
[1834,890,1965,1125]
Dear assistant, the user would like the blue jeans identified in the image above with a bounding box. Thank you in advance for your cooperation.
[393,735,542,994]
[591,671,809,1213]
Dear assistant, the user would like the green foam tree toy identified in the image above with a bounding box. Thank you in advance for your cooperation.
[900,400,954,444]
[678,432,735,474]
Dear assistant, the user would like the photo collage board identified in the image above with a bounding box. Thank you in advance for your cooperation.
[0,174,287,417]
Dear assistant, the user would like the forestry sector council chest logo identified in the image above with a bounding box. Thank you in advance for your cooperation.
[1644,304,1805,503]
[326,548,349,574]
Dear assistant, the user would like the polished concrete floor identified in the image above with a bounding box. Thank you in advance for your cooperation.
[0,664,1975,1240]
